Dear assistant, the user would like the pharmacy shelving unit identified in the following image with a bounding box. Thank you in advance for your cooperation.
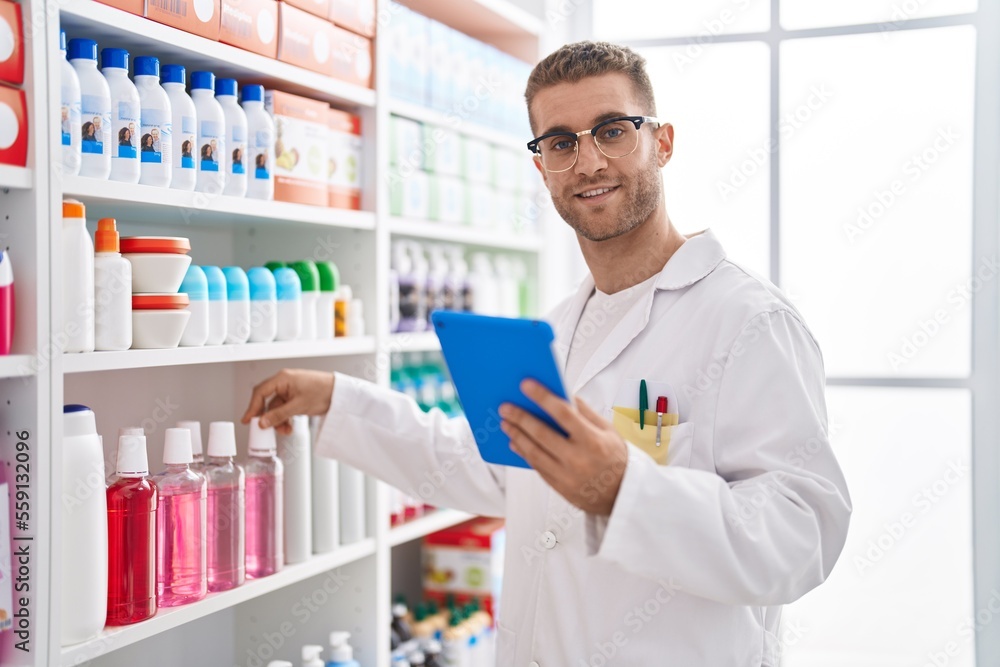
[0,0,551,665]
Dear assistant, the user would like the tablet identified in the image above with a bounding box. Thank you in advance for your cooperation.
[431,310,568,469]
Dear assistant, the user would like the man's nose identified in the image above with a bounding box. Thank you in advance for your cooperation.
[574,134,608,177]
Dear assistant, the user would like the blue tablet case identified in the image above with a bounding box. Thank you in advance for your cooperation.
[431,311,568,469]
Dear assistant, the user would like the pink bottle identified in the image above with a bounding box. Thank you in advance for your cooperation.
[177,420,205,471]
[0,249,14,355]
[205,421,245,592]
[106,430,158,625]
[153,428,207,607]
[245,417,283,579]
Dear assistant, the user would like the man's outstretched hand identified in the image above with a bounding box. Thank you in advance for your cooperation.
[242,369,335,435]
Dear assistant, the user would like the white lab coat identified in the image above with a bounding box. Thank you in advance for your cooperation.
[317,229,852,666]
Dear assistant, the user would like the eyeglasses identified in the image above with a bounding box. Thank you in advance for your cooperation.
[527,116,661,173]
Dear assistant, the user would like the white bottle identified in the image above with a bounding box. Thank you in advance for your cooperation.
[329,632,361,667]
[302,645,324,667]
[177,420,205,469]
[133,56,172,188]
[339,464,366,545]
[247,267,277,343]
[216,78,248,198]
[349,299,365,337]
[191,71,226,195]
[241,84,274,200]
[278,415,312,564]
[469,253,498,316]
[180,265,209,347]
[60,405,108,646]
[274,267,302,342]
[291,262,319,340]
[161,64,197,191]
[101,48,141,184]
[409,242,429,331]
[62,200,95,353]
[68,38,111,180]
[203,266,228,345]
[60,30,82,177]
[310,416,339,553]
[223,266,250,344]
[93,217,132,351]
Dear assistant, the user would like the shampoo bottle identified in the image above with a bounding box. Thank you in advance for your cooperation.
[60,30,82,176]
[315,261,339,340]
[94,217,132,351]
[245,417,283,578]
[216,77,247,197]
[100,48,141,184]
[274,267,302,342]
[247,267,277,343]
[205,421,245,591]
[291,261,319,340]
[179,265,209,346]
[278,415,312,564]
[223,266,251,344]
[302,645,325,667]
[242,83,274,200]
[68,38,111,179]
[191,71,226,195]
[134,56,172,187]
[310,415,340,554]
[62,199,95,352]
[161,64,197,191]
[0,250,13,355]
[203,265,228,345]
[327,632,361,667]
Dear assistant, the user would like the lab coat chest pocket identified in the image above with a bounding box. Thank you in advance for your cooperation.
[664,421,695,467]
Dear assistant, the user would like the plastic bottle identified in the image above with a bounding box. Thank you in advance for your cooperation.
[191,71,226,195]
[302,645,325,667]
[279,415,312,564]
[410,243,429,331]
[216,78,248,197]
[242,84,275,200]
[60,405,108,646]
[203,265,228,345]
[469,253,496,316]
[327,632,361,667]
[177,420,205,469]
[223,266,250,344]
[94,217,132,351]
[310,415,340,554]
[101,48,141,184]
[62,200,95,353]
[68,38,111,179]
[423,640,444,667]
[425,246,445,324]
[315,261,339,339]
[349,298,364,337]
[205,421,245,591]
[245,417,284,578]
[153,428,208,607]
[161,64,197,191]
[0,250,13,355]
[180,265,209,346]
[291,260,320,340]
[441,614,470,667]
[448,247,471,313]
[60,30,82,177]
[393,242,420,332]
[133,56,172,188]
[274,267,302,342]
[106,429,157,625]
[247,267,277,343]
[442,246,463,313]
[393,601,414,644]
[339,463,365,545]
[494,255,518,318]
[334,285,352,338]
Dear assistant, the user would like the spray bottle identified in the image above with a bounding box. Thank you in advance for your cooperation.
[302,644,325,667]
[326,632,361,667]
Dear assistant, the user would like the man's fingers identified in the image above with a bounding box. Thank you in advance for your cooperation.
[575,397,604,426]
[502,420,559,474]
[501,406,569,462]
[521,380,583,435]
[260,398,298,430]
[243,374,282,424]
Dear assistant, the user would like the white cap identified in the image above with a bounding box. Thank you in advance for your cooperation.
[392,602,407,618]
[337,284,353,302]
[163,428,194,465]
[118,426,144,437]
[408,651,426,665]
[329,631,353,661]
[248,417,277,456]
[63,405,97,438]
[207,421,237,457]
[116,432,149,477]
[177,420,203,458]
[265,662,292,667]
[301,644,324,665]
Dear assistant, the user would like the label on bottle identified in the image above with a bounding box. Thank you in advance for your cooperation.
[61,89,80,147]
[231,124,247,175]
[139,108,171,165]
[80,94,110,154]
[113,100,139,159]
[198,120,224,172]
[251,127,273,180]
[177,115,196,169]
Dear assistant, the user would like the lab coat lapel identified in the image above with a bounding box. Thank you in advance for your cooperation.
[552,274,595,374]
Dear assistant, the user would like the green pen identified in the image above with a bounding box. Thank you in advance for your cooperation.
[639,379,648,430]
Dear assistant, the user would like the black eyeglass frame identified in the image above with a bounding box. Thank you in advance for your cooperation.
[526,115,662,172]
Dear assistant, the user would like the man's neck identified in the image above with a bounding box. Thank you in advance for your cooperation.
[578,207,687,294]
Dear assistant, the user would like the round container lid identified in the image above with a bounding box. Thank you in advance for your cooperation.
[180,265,209,300]
[290,260,319,292]
[242,84,264,103]
[67,38,97,62]
[222,267,249,300]
[191,70,215,91]
[161,63,186,85]
[207,421,237,457]
[163,428,194,465]
[247,267,276,301]
[133,293,191,310]
[62,199,85,218]
[134,56,159,77]
[274,268,302,301]
[316,261,340,293]
[100,47,129,71]
[120,236,191,254]
[215,77,238,97]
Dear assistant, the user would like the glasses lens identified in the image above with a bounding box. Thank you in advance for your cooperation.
[538,134,578,171]
[594,120,639,158]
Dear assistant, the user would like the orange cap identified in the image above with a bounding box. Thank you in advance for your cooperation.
[95,218,120,253]
[62,200,85,218]
[132,293,190,310]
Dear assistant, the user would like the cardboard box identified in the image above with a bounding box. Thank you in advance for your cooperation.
[0,85,27,167]
[462,136,493,185]
[389,115,422,168]
[466,182,495,229]
[493,146,518,192]
[283,0,328,20]
[220,0,278,58]
[328,0,374,37]
[266,90,329,206]
[328,24,372,89]
[389,168,429,219]
[429,174,464,224]
[96,0,144,15]
[0,0,23,86]
[146,0,221,41]
[423,124,461,177]
[423,517,505,619]
[327,108,362,210]
[427,20,453,112]
[277,2,332,76]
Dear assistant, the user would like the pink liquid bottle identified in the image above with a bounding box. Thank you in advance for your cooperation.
[205,421,245,592]
[0,249,14,355]
[153,428,207,607]
[245,417,283,579]
[106,429,158,626]
[177,420,205,471]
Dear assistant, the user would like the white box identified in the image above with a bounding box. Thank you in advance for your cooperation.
[427,20,454,111]
[390,115,424,169]
[467,183,496,229]
[429,174,465,224]
[423,124,462,177]
[494,146,519,192]
[390,168,430,219]
[462,136,493,185]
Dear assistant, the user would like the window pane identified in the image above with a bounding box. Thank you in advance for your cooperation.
[593,0,769,41]
[780,27,974,377]
[781,0,977,31]
[782,387,972,666]
[640,42,770,275]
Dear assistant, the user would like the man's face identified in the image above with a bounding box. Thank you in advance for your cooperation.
[530,73,671,242]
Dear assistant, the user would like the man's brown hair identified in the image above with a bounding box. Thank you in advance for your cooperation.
[524,41,657,134]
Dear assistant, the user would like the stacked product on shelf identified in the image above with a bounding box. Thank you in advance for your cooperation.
[0,0,27,168]
[422,518,504,622]
[388,593,493,667]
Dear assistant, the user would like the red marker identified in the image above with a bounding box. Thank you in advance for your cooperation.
[655,396,667,447]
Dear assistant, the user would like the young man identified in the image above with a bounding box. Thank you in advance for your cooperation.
[243,42,851,665]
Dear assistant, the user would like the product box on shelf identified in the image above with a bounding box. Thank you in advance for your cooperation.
[146,0,222,41]
[426,19,453,112]
[423,124,461,177]
[0,482,12,633]
[282,0,329,21]
[220,0,279,58]
[328,24,372,89]
[462,136,493,185]
[0,85,27,167]
[328,0,374,37]
[96,0,144,16]
[389,167,429,219]
[266,89,329,206]
[327,108,362,210]
[0,0,23,86]
[493,146,519,192]
[398,4,427,105]
[428,174,464,225]
[466,182,495,229]
[423,517,505,619]
[277,2,332,75]
[389,115,423,168]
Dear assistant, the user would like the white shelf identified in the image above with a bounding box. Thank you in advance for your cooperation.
[0,165,33,190]
[59,0,375,109]
[61,175,376,230]
[389,509,475,547]
[63,337,377,374]
[59,537,376,666]
[396,0,541,62]
[388,216,542,252]
[387,332,441,353]
[0,355,36,378]
[389,99,527,153]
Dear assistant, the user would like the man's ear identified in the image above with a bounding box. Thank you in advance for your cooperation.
[654,123,674,167]
[532,154,550,189]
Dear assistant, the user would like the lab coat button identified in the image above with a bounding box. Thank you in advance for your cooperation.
[541,531,557,549]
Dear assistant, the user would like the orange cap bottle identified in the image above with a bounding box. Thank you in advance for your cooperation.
[95,218,120,254]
